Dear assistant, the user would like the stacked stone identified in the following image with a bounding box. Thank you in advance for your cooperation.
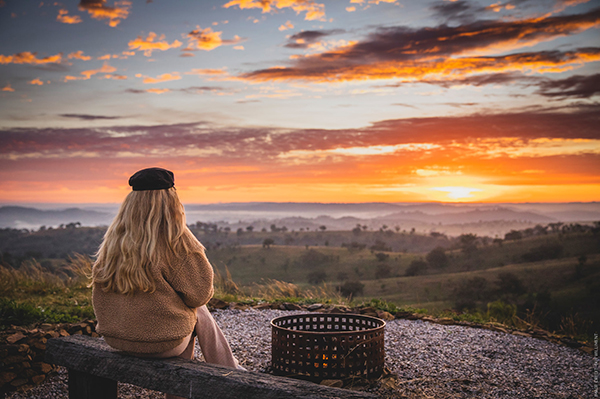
[0,320,98,395]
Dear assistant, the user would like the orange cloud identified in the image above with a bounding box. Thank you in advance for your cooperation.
[64,63,117,81]
[0,51,62,65]
[68,50,91,61]
[223,0,325,21]
[1,84,14,92]
[185,26,246,51]
[186,68,229,76]
[57,9,82,24]
[30,78,44,85]
[279,20,294,31]
[78,0,130,27]
[135,72,181,84]
[238,8,600,83]
[128,32,183,57]
[145,88,170,94]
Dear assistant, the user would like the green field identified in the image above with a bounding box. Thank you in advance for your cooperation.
[1,224,599,340]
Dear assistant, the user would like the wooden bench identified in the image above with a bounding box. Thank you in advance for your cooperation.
[45,335,378,399]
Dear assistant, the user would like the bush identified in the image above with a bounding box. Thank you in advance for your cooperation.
[375,252,389,262]
[370,239,391,252]
[495,272,526,298]
[453,276,489,310]
[426,246,448,269]
[297,249,335,267]
[338,280,364,299]
[405,259,427,276]
[487,300,517,324]
[307,270,327,284]
[521,242,563,262]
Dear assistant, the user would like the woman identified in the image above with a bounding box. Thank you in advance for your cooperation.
[92,167,241,399]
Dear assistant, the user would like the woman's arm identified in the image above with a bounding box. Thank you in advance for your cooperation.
[165,251,214,308]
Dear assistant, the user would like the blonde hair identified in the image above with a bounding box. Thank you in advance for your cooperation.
[92,187,199,294]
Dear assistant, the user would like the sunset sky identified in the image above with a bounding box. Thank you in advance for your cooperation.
[1,0,599,204]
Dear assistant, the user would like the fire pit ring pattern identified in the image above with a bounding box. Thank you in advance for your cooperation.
[271,313,385,381]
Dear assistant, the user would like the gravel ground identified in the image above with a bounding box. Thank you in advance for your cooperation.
[6,309,595,398]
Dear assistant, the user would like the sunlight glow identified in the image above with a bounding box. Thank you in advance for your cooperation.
[431,186,483,200]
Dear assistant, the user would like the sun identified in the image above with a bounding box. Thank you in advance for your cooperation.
[431,186,483,200]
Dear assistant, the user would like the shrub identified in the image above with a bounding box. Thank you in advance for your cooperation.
[453,276,489,310]
[405,259,427,276]
[298,249,335,267]
[487,300,517,324]
[521,242,563,262]
[307,270,327,284]
[338,280,364,299]
[375,252,389,262]
[426,246,448,269]
[370,240,391,252]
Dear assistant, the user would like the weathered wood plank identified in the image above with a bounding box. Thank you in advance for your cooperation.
[45,335,378,399]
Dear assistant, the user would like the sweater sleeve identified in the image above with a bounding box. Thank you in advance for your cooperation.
[165,250,214,309]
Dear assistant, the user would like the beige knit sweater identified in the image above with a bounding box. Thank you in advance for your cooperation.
[92,245,214,354]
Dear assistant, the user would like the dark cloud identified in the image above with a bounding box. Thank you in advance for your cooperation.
[380,72,543,88]
[536,73,600,98]
[443,102,478,108]
[2,108,598,163]
[430,0,477,24]
[126,86,229,95]
[60,114,122,120]
[284,29,345,49]
[240,8,600,82]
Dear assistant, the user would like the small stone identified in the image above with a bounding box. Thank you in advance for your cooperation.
[31,374,46,385]
[6,332,25,344]
[208,298,229,309]
[10,378,28,387]
[283,303,302,311]
[377,311,395,321]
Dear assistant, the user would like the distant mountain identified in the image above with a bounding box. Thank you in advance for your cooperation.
[380,207,555,224]
[0,206,113,229]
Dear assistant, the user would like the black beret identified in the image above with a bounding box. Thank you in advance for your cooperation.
[128,167,175,191]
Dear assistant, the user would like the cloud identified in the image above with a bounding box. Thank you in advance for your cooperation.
[536,73,600,98]
[223,0,326,21]
[184,26,246,51]
[126,86,229,95]
[1,84,14,92]
[68,51,91,61]
[135,72,181,84]
[279,21,294,31]
[78,0,131,27]
[64,63,117,81]
[29,78,44,85]
[57,9,82,24]
[238,7,600,83]
[186,68,229,77]
[0,51,62,65]
[284,29,345,49]
[60,114,122,120]
[128,32,183,57]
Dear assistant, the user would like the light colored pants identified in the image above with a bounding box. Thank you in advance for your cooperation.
[136,305,239,399]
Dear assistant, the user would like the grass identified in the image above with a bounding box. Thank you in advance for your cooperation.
[1,228,597,342]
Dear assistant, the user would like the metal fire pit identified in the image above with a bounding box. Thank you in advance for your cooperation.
[271,313,385,382]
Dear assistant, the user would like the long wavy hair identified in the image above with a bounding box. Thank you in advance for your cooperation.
[92,187,199,294]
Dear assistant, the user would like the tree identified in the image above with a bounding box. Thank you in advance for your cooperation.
[426,246,448,269]
[262,238,275,249]
[319,225,327,231]
[246,226,254,232]
[459,233,478,255]
[405,259,427,276]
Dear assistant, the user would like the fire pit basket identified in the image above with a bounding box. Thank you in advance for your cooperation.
[271,313,385,381]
